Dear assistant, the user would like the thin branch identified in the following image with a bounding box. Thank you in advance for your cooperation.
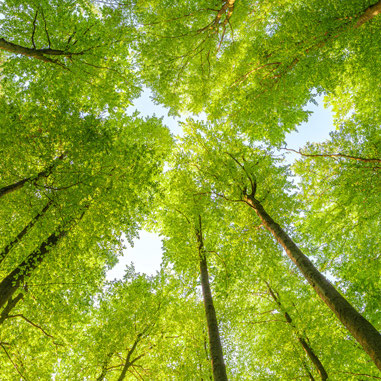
[231,62,281,87]
[31,10,38,48]
[173,207,191,224]
[40,8,51,48]
[0,343,28,380]
[213,191,242,203]
[281,147,381,163]
[66,29,77,49]
[6,314,55,339]
[225,152,256,196]
[129,365,145,380]
[334,371,381,379]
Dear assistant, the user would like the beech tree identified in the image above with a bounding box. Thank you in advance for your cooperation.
[173,120,381,370]
[0,0,379,379]
[0,97,172,377]
[153,164,229,380]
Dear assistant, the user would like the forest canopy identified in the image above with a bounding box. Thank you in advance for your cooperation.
[0,0,380,379]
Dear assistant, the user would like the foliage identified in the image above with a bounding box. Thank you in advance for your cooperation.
[0,0,380,379]
[135,0,381,142]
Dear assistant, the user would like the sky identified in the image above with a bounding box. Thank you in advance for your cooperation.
[106,90,335,280]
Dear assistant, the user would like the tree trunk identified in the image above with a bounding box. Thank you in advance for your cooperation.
[199,255,228,381]
[0,229,66,309]
[196,219,228,381]
[0,177,31,199]
[0,292,24,325]
[266,283,328,380]
[245,195,381,370]
[117,360,131,381]
[355,0,381,28]
[0,154,64,199]
[0,200,52,265]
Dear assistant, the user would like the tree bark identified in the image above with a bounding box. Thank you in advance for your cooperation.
[0,229,66,310]
[355,0,381,28]
[0,200,52,265]
[0,292,24,325]
[266,283,328,380]
[196,218,228,381]
[244,195,381,370]
[0,154,65,199]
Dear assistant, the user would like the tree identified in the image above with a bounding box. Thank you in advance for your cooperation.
[0,1,380,378]
[173,120,381,370]
[151,161,229,380]
[290,119,380,323]
[0,97,172,377]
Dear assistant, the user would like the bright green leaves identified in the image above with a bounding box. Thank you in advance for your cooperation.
[135,0,381,143]
[0,0,139,113]
[0,94,173,378]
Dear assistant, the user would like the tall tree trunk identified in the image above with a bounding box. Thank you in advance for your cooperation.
[266,283,328,380]
[0,200,52,265]
[244,195,381,370]
[196,218,228,381]
[0,154,64,199]
[0,229,66,309]
[0,177,31,199]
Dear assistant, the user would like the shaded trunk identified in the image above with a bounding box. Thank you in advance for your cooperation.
[199,255,228,381]
[245,195,381,370]
[117,360,132,381]
[0,200,52,265]
[0,154,64,199]
[0,177,30,199]
[0,229,66,309]
[0,292,24,325]
[196,218,228,381]
[266,283,328,380]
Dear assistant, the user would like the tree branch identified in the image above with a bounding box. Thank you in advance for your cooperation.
[40,7,51,48]
[0,343,28,380]
[31,10,38,48]
[281,147,381,163]
[6,314,55,339]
